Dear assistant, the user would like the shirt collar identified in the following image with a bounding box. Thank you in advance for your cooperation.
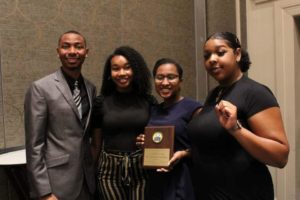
[61,67,83,90]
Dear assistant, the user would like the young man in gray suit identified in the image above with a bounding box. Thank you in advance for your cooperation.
[24,30,96,200]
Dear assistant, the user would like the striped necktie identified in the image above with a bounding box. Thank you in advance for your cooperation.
[73,80,82,119]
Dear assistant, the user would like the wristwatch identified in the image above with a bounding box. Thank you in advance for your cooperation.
[231,120,242,131]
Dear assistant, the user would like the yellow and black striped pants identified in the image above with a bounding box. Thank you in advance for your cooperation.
[97,150,148,200]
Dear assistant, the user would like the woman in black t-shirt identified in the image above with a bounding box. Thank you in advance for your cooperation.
[187,32,289,200]
[91,46,156,200]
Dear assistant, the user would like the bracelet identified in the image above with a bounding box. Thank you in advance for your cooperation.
[185,148,191,153]
[231,120,242,132]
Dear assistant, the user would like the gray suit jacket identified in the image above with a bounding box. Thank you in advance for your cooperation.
[24,68,96,200]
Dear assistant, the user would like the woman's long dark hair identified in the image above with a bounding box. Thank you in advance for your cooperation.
[100,46,152,97]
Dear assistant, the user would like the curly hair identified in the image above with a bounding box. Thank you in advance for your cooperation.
[100,46,152,96]
[206,32,251,72]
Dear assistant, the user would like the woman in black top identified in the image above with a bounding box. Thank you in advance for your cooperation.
[187,32,289,199]
[91,46,156,200]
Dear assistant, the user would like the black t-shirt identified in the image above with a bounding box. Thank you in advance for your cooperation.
[187,75,278,200]
[92,91,155,152]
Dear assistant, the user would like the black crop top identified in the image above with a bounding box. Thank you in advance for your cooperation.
[92,91,155,152]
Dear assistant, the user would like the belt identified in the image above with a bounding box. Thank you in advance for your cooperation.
[102,148,143,186]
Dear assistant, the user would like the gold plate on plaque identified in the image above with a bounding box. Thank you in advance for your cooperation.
[143,126,174,169]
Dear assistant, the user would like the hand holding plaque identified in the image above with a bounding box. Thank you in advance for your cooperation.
[143,126,174,168]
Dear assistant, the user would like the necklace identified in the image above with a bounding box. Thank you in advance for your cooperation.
[215,87,225,103]
[215,85,233,103]
[214,75,243,103]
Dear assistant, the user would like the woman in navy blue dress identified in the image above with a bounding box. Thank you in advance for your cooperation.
[137,58,202,200]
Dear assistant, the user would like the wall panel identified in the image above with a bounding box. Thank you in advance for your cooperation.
[0,1,196,199]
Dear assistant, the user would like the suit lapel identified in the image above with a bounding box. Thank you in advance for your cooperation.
[54,69,82,121]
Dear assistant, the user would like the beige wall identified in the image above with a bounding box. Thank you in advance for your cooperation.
[247,0,300,199]
[206,0,237,90]
[0,0,196,149]
[295,16,300,200]
[199,0,247,93]
[5,1,298,199]
[0,1,196,199]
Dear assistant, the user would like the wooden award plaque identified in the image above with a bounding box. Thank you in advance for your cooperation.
[143,125,174,168]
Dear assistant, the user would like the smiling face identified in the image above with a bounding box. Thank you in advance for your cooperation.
[57,33,88,72]
[110,55,134,92]
[203,38,242,86]
[154,63,181,103]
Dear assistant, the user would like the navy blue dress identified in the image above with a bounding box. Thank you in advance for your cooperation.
[146,98,202,200]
